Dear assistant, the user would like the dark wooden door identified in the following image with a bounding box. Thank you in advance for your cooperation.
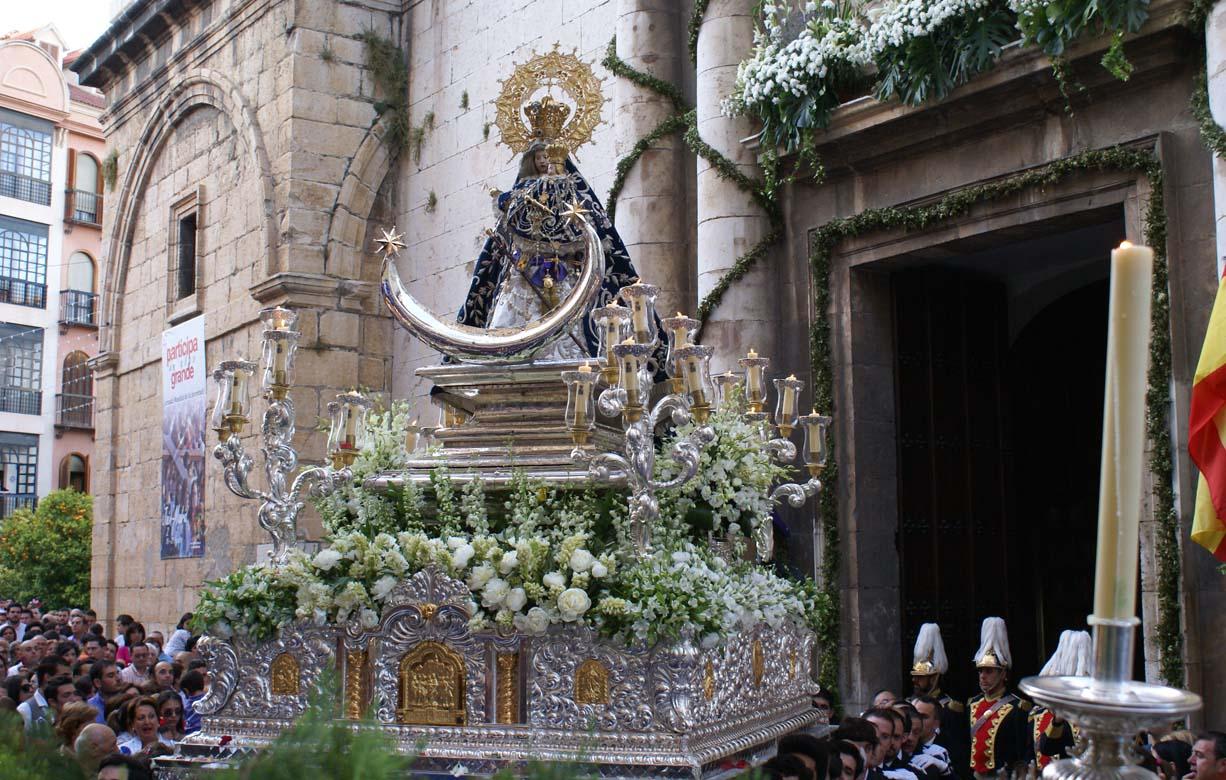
[894,269,1013,698]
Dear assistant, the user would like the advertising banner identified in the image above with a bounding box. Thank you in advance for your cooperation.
[161,316,206,558]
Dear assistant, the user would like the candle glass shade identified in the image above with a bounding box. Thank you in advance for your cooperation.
[611,341,655,422]
[591,304,632,385]
[661,314,699,394]
[210,367,234,440]
[260,330,299,399]
[744,411,771,443]
[405,421,422,454]
[713,372,741,411]
[218,359,257,436]
[260,306,299,333]
[562,369,599,445]
[773,376,804,437]
[617,281,659,345]
[800,412,832,476]
[738,354,771,413]
[335,391,373,465]
[673,344,714,422]
[325,401,344,468]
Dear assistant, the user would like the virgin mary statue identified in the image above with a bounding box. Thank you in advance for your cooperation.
[455,97,650,362]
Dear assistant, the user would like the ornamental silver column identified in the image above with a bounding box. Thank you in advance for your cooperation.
[614,0,693,319]
[695,0,779,374]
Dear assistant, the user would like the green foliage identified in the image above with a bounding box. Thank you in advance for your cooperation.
[460,90,469,110]
[425,190,438,212]
[0,490,92,609]
[874,1,1018,106]
[0,711,87,779]
[101,149,118,192]
[359,30,411,151]
[688,0,712,66]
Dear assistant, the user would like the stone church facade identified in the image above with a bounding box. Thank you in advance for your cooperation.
[75,0,1224,722]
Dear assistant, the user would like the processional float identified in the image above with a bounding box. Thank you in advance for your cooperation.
[161,48,830,778]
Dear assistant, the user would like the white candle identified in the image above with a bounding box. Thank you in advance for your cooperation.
[1093,241,1153,620]
[405,418,419,452]
[781,375,798,420]
[671,314,690,349]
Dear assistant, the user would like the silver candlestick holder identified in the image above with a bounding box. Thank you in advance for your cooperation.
[210,307,370,566]
[1020,616,1202,780]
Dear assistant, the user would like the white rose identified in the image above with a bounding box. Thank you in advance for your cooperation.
[481,577,510,607]
[543,571,566,590]
[568,549,595,572]
[452,544,475,569]
[372,575,397,601]
[557,587,591,621]
[498,550,518,574]
[504,587,527,612]
[446,536,467,550]
[467,563,496,590]
[359,608,379,629]
[590,562,608,579]
[313,549,343,571]
[524,606,550,634]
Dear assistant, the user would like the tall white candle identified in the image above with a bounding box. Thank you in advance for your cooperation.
[1093,241,1153,620]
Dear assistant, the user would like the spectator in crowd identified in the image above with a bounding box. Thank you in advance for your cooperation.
[0,625,15,644]
[17,659,62,731]
[147,632,172,664]
[152,662,176,692]
[815,691,838,727]
[180,669,206,734]
[104,639,119,662]
[909,696,954,779]
[67,613,89,645]
[73,722,116,774]
[833,739,866,780]
[834,717,883,780]
[1191,733,1226,780]
[114,614,134,647]
[781,733,833,780]
[156,689,185,742]
[88,660,123,725]
[4,673,32,705]
[8,638,37,676]
[54,700,98,754]
[1152,738,1192,780]
[116,695,174,755]
[164,613,193,657]
[104,690,137,734]
[1,603,25,642]
[119,642,154,685]
[53,639,79,665]
[81,635,106,662]
[97,752,154,780]
[865,707,918,780]
[763,752,818,780]
[116,622,146,665]
[873,690,898,708]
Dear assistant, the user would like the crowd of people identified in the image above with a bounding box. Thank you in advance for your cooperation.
[0,599,204,779]
[757,619,1226,780]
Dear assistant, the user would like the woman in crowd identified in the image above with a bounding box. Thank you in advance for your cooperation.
[116,622,146,665]
[164,613,193,657]
[116,695,174,754]
[54,700,98,755]
[3,673,32,705]
[156,689,186,742]
[1153,738,1193,780]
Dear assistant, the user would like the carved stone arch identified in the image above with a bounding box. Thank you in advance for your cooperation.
[323,114,400,281]
[99,68,275,355]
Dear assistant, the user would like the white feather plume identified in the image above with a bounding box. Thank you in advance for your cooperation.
[973,616,1012,668]
[913,623,949,674]
[1040,630,1091,677]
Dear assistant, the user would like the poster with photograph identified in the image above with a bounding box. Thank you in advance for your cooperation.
[161,316,206,558]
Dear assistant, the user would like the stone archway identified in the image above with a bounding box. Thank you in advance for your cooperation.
[323,114,400,282]
[99,69,275,356]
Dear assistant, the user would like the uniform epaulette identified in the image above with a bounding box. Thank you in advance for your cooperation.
[947,699,965,713]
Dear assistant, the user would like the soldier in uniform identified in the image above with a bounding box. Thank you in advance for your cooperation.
[967,617,1032,779]
[1031,630,1090,770]
[910,623,968,776]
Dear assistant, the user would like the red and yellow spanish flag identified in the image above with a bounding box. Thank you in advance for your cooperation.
[1189,270,1226,562]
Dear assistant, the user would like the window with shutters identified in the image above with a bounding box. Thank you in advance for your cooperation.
[167,187,203,322]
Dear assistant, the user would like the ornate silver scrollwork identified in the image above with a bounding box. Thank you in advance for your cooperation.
[214,395,353,565]
[574,390,715,555]
[193,636,239,716]
[228,624,336,721]
[529,626,655,732]
[653,633,700,734]
[380,211,605,363]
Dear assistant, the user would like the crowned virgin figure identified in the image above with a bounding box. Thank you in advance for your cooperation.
[455,93,654,362]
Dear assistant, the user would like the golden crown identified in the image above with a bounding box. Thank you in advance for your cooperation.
[911,660,937,676]
[524,95,571,143]
[976,650,1006,669]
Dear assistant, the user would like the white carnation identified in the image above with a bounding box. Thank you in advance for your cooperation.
[498,550,518,574]
[524,606,550,634]
[359,608,379,629]
[504,587,527,612]
[313,549,343,571]
[590,561,609,579]
[557,587,592,621]
[467,563,496,590]
[568,549,595,572]
[372,575,397,601]
[481,577,510,607]
[543,571,566,590]
[452,544,475,569]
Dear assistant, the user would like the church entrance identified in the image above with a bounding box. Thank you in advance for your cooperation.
[890,212,1129,696]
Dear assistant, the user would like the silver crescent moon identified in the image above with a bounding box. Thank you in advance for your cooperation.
[380,212,604,363]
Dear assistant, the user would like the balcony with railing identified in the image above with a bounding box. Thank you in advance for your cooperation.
[55,393,94,430]
[65,189,102,226]
[0,493,36,519]
[0,276,46,309]
[0,387,41,416]
[0,171,51,206]
[60,290,97,328]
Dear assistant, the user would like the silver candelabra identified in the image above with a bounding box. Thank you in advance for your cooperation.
[210,307,371,565]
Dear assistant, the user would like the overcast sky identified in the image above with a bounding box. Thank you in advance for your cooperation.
[4,1,118,52]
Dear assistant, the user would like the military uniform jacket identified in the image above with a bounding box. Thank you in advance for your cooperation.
[967,692,1032,775]
[933,689,968,780]
[1031,706,1077,769]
